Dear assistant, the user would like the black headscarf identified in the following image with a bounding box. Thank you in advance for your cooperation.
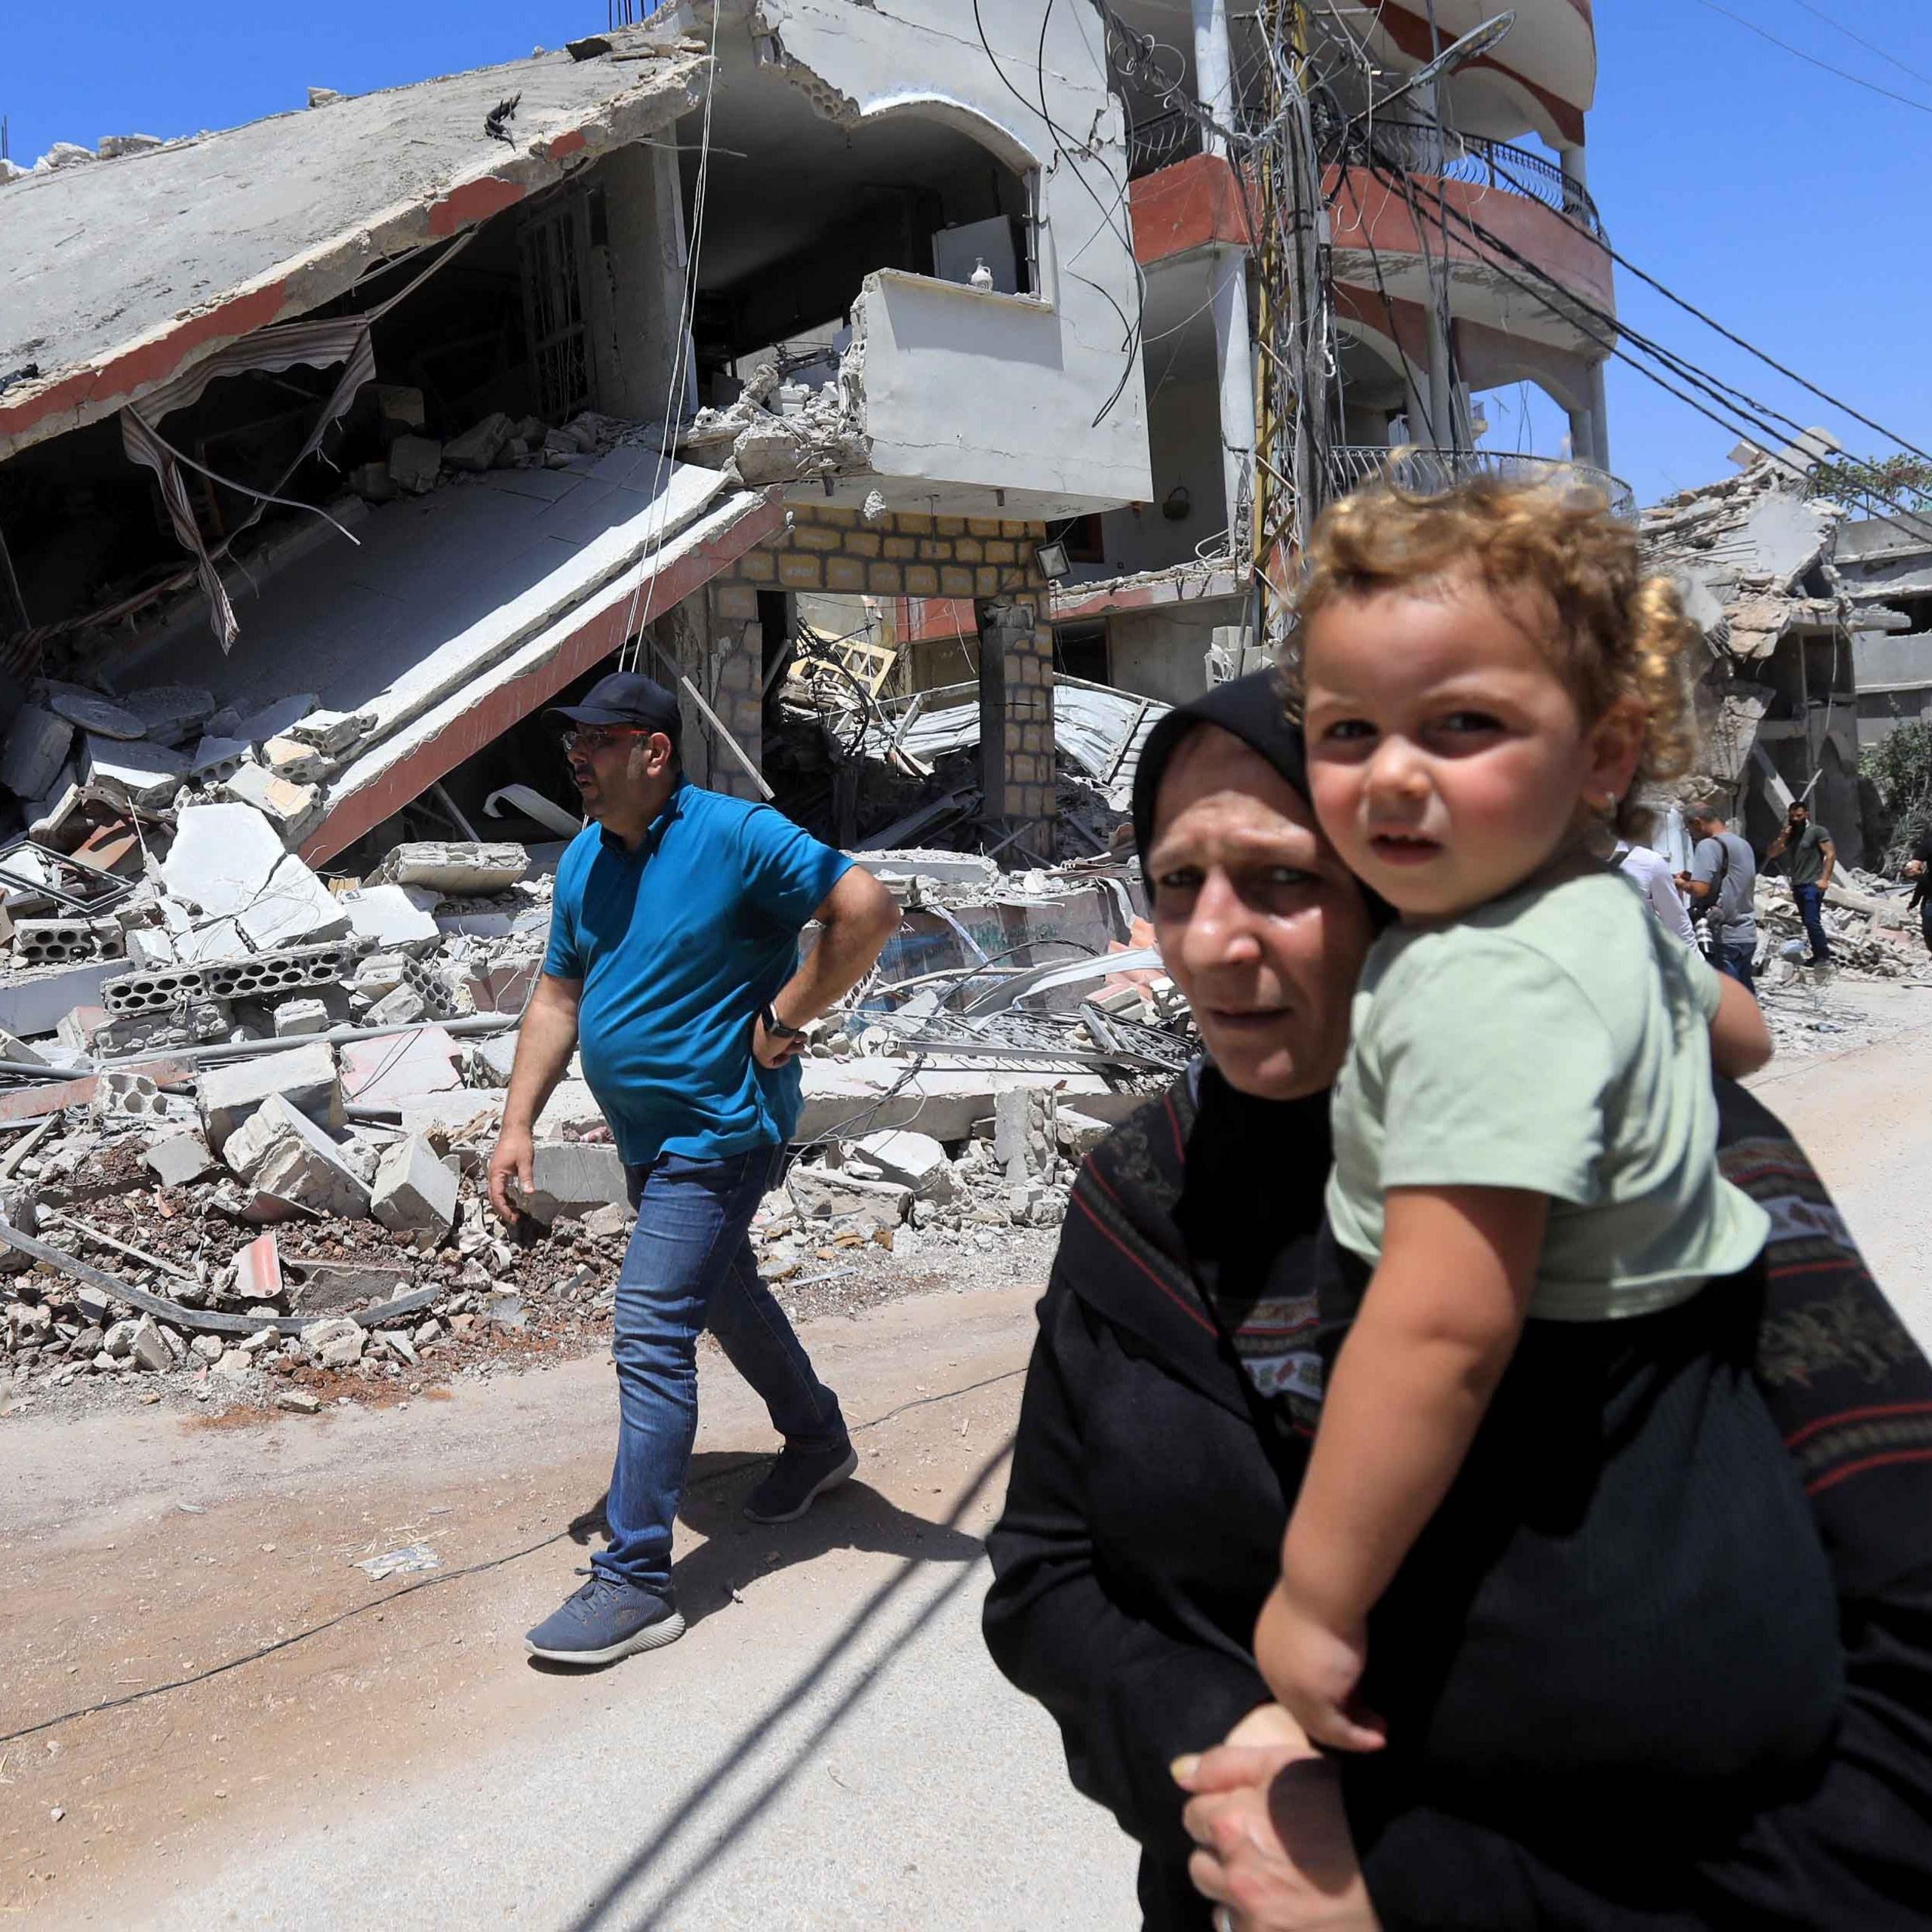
[1130,669,1308,869]
[1056,668,1362,1437]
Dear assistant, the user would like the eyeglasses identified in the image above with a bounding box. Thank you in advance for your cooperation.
[561,725,651,755]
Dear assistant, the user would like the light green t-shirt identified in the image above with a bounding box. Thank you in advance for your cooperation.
[1327,868,1771,1321]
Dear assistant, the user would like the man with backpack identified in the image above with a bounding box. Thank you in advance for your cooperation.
[1678,801,1760,990]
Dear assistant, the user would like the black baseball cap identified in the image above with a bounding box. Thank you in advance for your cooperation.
[546,671,681,744]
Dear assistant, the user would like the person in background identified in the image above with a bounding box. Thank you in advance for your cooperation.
[1678,801,1759,989]
[1767,798,1837,966]
[1613,836,1696,944]
[1907,826,1932,955]
[488,672,899,1668]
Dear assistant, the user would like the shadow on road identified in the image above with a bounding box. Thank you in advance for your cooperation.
[558,1435,1015,1931]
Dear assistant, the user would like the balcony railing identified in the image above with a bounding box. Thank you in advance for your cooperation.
[1327,446,1636,521]
[1127,106,1204,180]
[1124,107,1607,241]
[1346,119,1607,239]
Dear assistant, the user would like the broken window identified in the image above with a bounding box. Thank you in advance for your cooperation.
[519,202,594,423]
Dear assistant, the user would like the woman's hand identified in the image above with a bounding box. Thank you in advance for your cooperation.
[1174,1712,1380,1930]
[1253,1581,1385,1754]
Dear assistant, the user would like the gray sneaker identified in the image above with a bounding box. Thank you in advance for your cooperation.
[743,1440,858,1524]
[525,1568,685,1665]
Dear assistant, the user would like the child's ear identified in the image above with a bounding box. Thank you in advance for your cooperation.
[1586,697,1647,805]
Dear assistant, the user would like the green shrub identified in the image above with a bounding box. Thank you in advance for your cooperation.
[1861,720,1932,870]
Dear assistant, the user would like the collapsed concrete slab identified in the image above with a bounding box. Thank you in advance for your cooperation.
[795,1062,1141,1144]
[160,803,349,958]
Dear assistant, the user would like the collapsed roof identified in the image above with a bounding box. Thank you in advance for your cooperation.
[0,42,703,462]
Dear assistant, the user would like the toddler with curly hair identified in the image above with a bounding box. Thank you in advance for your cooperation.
[1253,477,1843,1821]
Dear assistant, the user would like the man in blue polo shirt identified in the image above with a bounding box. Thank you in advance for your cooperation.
[489,672,898,1666]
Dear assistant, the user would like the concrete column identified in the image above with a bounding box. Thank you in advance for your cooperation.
[1423,304,1454,453]
[1559,143,1588,215]
[1209,245,1257,558]
[1589,358,1612,473]
[974,596,1057,863]
[1192,0,1234,156]
[1567,407,1595,466]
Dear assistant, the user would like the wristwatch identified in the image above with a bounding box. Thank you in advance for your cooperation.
[761,1003,808,1041]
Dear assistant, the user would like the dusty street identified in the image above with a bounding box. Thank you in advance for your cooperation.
[5,988,1930,1931]
[1,1283,1138,1930]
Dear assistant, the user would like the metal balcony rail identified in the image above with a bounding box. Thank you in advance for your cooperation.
[1124,106,1607,237]
[1126,106,1204,180]
[1347,119,1607,238]
[1327,446,1637,521]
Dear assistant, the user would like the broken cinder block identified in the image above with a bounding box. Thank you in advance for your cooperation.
[371,1134,460,1234]
[519,1142,629,1225]
[199,1040,343,1147]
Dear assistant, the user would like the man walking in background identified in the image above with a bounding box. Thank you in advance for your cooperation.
[488,672,899,1667]
[1767,798,1838,967]
[1678,801,1760,989]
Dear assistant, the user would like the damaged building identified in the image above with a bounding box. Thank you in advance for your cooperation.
[1640,441,1910,866]
[0,0,1152,889]
[893,0,1629,704]
[0,5,1214,1407]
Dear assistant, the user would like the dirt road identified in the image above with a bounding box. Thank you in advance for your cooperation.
[2,1284,1137,1929]
[6,990,1929,1929]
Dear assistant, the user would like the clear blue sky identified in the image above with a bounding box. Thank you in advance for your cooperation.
[5,1,1930,509]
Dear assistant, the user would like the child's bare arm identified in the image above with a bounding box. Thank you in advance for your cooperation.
[1256,1186,1546,1749]
[1708,974,1772,1079]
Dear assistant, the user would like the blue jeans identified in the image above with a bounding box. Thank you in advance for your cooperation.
[1713,937,1756,992]
[1792,881,1832,961]
[595,1144,846,1594]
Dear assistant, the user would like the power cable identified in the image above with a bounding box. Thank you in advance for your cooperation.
[0,1366,1027,1750]
[1375,161,1932,533]
[1690,0,1932,116]
[1786,0,1932,91]
[1471,146,1932,473]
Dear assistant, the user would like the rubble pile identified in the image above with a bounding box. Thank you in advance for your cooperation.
[678,352,869,488]
[0,804,1194,1414]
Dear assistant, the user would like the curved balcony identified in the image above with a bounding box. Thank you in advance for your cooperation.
[1343,119,1605,239]
[1327,445,1635,521]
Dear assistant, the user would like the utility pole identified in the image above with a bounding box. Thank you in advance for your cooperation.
[1247,1,1333,651]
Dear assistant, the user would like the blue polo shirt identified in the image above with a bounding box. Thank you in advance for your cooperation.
[542,780,853,1166]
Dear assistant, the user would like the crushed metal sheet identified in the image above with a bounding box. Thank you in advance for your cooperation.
[355,1543,441,1581]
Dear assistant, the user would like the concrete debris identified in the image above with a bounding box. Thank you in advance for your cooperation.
[371,1136,459,1234]
[339,884,440,952]
[146,1128,214,1186]
[377,842,530,895]
[0,795,1204,1422]
[0,706,75,799]
[850,1129,956,1202]
[200,1041,343,1146]
[520,1142,629,1225]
